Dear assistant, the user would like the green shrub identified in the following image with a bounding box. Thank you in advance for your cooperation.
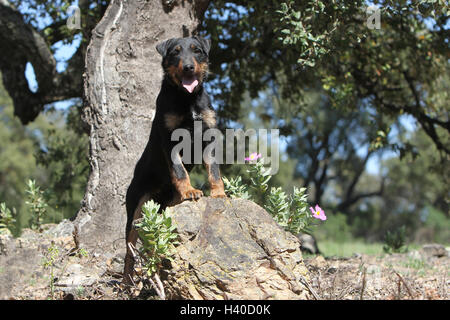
[222,176,251,200]
[0,202,16,235]
[223,156,325,234]
[136,200,178,276]
[42,244,59,299]
[383,225,408,253]
[25,179,48,231]
[422,206,450,244]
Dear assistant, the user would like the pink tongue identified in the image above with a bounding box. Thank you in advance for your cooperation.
[182,77,199,93]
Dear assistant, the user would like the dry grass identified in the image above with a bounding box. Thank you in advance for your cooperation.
[304,250,449,300]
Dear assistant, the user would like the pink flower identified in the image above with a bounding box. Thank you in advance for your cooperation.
[245,152,262,162]
[310,205,326,221]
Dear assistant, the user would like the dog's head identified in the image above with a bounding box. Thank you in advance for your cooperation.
[156,36,211,94]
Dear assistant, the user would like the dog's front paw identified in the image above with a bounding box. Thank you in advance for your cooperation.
[181,188,203,201]
[210,190,227,198]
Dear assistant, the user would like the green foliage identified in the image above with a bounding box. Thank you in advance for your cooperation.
[42,243,59,300]
[204,0,449,155]
[266,186,312,234]
[10,0,107,44]
[1,76,89,232]
[0,80,39,226]
[136,200,178,276]
[276,1,329,67]
[0,202,16,235]
[34,105,89,219]
[265,187,290,227]
[25,179,48,231]
[202,1,449,245]
[318,240,384,258]
[383,226,408,254]
[315,212,353,243]
[401,257,431,274]
[78,247,89,258]
[223,157,324,234]
[421,206,450,244]
[222,176,250,199]
[247,159,272,203]
[286,187,313,234]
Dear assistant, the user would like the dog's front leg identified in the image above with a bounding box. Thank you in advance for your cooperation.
[204,159,226,198]
[169,152,203,202]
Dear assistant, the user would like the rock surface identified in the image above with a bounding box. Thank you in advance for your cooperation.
[0,226,75,299]
[0,197,312,300]
[162,197,311,299]
[421,244,447,258]
[297,233,320,254]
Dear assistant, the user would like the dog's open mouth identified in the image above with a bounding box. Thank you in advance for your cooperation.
[182,76,199,93]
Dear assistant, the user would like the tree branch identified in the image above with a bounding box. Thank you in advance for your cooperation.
[337,177,385,212]
[352,66,449,155]
[0,2,83,124]
[343,149,374,205]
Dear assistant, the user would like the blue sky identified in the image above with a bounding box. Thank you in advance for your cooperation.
[26,33,82,111]
[24,0,81,110]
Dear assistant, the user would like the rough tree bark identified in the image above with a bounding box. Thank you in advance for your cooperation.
[73,0,210,256]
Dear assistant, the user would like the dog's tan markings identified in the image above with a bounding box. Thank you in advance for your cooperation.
[201,109,216,128]
[205,163,226,198]
[170,154,203,202]
[193,58,209,82]
[199,62,209,76]
[165,113,184,130]
[167,59,183,86]
[173,178,203,201]
[193,58,201,75]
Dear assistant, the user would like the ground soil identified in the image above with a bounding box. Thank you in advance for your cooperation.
[8,251,448,300]
[2,227,447,300]
[304,250,449,300]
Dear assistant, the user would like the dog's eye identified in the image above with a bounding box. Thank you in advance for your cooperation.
[172,48,180,55]
[194,48,202,54]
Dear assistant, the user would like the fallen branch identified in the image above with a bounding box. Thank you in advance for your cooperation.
[394,271,415,299]
[127,242,166,300]
[298,274,321,300]
[360,267,367,300]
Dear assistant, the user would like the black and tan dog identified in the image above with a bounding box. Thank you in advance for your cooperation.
[123,36,226,284]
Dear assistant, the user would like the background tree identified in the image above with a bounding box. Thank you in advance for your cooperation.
[203,0,449,155]
[0,75,88,234]
[72,0,210,254]
[0,0,448,248]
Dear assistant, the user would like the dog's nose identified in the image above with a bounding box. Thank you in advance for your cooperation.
[183,64,194,73]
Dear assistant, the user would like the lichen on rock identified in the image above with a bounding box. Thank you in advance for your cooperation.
[162,197,311,300]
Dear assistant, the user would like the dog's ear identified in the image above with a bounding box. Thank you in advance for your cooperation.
[193,36,211,55]
[156,38,175,57]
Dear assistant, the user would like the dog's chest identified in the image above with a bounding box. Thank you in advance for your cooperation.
[191,109,203,121]
[164,107,216,131]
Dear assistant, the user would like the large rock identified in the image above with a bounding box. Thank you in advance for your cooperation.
[0,228,75,299]
[297,233,320,254]
[0,197,312,300]
[161,197,311,300]
[422,244,447,258]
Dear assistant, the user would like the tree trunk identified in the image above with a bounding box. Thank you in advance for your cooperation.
[73,0,210,256]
